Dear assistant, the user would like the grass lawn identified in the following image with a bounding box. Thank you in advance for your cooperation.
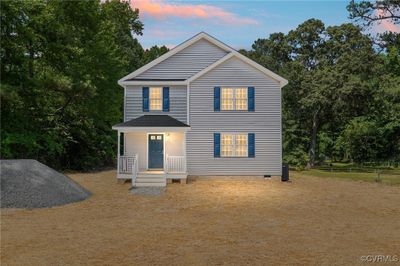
[1,170,400,265]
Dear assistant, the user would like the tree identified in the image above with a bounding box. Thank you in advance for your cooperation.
[245,19,383,167]
[0,0,145,170]
[243,32,291,73]
[347,0,400,27]
[347,0,400,51]
[142,45,169,65]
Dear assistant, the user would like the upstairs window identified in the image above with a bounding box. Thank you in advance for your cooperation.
[235,88,248,110]
[221,88,234,110]
[221,88,248,111]
[149,87,162,110]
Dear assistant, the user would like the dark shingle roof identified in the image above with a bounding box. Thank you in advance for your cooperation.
[113,115,190,128]
[125,78,186,81]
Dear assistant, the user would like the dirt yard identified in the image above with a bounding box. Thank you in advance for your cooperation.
[1,171,400,265]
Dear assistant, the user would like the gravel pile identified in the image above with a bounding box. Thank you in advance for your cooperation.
[1,160,91,208]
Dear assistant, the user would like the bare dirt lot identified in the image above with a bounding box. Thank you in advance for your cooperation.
[1,171,400,265]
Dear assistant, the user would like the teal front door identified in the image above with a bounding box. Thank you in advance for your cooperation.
[148,134,163,169]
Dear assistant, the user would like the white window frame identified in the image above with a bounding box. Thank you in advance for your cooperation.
[221,133,248,157]
[221,87,248,111]
[149,87,163,111]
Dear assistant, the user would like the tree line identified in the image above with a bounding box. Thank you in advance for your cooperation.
[1,0,167,170]
[243,1,400,167]
[1,0,399,170]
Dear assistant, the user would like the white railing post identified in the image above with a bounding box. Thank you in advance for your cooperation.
[132,154,138,187]
[184,132,187,173]
[166,154,169,173]
[117,131,120,174]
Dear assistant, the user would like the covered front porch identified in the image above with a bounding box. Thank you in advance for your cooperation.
[112,115,190,187]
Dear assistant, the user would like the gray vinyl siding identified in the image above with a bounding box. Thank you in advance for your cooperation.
[125,85,187,124]
[187,57,282,176]
[136,39,228,80]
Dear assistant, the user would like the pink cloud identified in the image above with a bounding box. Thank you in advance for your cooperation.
[377,9,400,33]
[131,0,258,25]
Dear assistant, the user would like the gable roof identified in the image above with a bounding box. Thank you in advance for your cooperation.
[135,38,228,80]
[119,32,288,88]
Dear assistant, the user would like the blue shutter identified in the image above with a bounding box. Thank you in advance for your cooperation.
[142,87,149,112]
[248,133,255,157]
[214,87,220,111]
[163,87,169,112]
[248,87,255,111]
[214,133,220,157]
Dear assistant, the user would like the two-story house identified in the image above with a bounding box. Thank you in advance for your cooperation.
[112,32,288,187]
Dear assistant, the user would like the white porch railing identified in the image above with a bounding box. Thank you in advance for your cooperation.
[118,156,134,174]
[118,155,139,185]
[132,155,138,186]
[166,155,186,173]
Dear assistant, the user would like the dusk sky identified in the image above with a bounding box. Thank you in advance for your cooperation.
[131,0,400,50]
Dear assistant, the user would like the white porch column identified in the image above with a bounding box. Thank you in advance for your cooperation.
[117,130,120,174]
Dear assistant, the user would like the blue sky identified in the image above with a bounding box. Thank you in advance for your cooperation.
[132,1,395,50]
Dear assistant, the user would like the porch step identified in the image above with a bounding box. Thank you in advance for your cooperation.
[137,174,165,178]
[135,182,166,187]
[136,178,165,183]
[134,171,166,187]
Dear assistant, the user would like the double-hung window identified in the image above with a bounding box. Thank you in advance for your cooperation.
[221,88,248,111]
[149,87,162,111]
[221,133,248,157]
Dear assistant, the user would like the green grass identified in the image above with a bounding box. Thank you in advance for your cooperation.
[295,168,400,186]
[321,161,399,171]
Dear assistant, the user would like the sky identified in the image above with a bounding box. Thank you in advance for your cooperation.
[131,0,400,50]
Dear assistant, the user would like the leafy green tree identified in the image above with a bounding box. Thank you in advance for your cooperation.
[347,0,400,28]
[339,118,381,163]
[143,45,169,65]
[1,0,145,170]
[245,19,386,167]
[1,0,398,170]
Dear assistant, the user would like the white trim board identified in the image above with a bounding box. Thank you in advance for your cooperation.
[187,53,234,83]
[233,51,288,87]
[121,81,187,86]
[112,126,191,132]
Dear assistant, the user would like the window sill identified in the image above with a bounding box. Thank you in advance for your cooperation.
[215,110,254,112]
[217,156,253,158]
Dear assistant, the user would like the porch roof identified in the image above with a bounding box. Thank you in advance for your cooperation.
[125,78,186,81]
[112,115,190,132]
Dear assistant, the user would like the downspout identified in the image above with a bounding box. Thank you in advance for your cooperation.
[187,82,190,125]
[123,85,127,122]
